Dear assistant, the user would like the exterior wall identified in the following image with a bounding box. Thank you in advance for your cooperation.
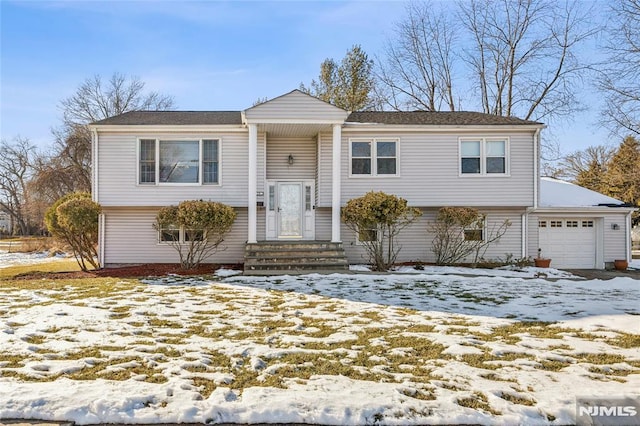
[96,131,251,207]
[102,207,247,265]
[603,213,631,261]
[266,137,316,180]
[318,130,536,208]
[336,208,525,264]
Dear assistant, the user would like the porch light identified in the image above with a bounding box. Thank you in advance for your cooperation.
[288,154,294,165]
[612,223,620,230]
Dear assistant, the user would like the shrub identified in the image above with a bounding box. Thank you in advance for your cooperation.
[153,200,236,269]
[45,192,101,271]
[430,207,511,266]
[341,191,421,271]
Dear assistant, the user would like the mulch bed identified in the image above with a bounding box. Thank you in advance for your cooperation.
[12,263,243,280]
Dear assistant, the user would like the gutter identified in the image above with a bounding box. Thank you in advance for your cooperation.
[626,211,633,262]
[533,128,540,209]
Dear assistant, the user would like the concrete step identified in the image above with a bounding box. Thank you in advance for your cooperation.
[244,241,348,275]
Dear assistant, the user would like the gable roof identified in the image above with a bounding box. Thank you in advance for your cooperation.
[243,89,349,123]
[92,111,242,126]
[347,111,542,126]
[540,177,625,207]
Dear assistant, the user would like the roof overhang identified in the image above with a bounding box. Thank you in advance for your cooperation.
[534,207,637,214]
[89,124,247,133]
[343,123,545,132]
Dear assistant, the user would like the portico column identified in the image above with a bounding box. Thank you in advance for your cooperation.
[331,124,342,243]
[248,124,258,244]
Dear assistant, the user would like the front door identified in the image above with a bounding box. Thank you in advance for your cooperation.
[266,180,315,240]
[277,182,303,238]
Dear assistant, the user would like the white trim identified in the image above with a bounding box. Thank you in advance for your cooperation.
[534,207,636,214]
[331,124,341,243]
[626,211,633,262]
[348,137,400,178]
[248,124,258,244]
[92,129,99,202]
[458,137,510,177]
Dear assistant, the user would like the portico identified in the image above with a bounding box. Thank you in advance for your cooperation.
[242,90,349,245]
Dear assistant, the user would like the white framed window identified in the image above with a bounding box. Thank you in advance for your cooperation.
[550,220,562,228]
[566,220,579,228]
[355,227,378,245]
[138,138,220,185]
[159,226,205,244]
[350,138,399,177]
[459,138,509,176]
[538,221,547,228]
[464,220,485,241]
[582,220,594,228]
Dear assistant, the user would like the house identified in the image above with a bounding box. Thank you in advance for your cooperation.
[89,90,635,271]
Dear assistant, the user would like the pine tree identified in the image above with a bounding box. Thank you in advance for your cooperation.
[301,45,375,111]
[604,136,640,222]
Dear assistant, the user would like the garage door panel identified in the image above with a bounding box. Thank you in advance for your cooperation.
[538,219,596,268]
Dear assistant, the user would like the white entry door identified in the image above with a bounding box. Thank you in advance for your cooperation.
[277,182,303,238]
[266,180,315,240]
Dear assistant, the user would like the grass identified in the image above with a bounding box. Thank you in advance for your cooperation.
[457,391,501,416]
[0,259,85,279]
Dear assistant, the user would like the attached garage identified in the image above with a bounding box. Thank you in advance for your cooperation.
[538,218,597,268]
[533,178,635,269]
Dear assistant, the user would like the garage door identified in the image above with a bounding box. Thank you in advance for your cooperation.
[538,219,596,268]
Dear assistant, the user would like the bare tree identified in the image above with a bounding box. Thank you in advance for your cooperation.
[0,138,37,235]
[35,73,177,201]
[597,0,640,136]
[554,145,615,183]
[379,0,596,123]
[60,72,175,127]
[378,1,458,111]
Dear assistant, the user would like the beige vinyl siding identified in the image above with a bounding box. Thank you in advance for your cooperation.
[603,213,629,261]
[342,208,525,264]
[245,90,347,122]
[318,130,535,208]
[97,132,249,207]
[266,137,316,180]
[102,207,247,265]
[314,208,332,241]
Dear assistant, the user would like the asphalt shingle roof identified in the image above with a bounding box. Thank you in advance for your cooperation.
[346,111,541,126]
[92,111,243,126]
[92,110,541,126]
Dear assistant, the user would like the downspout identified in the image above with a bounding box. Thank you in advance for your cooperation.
[533,127,540,209]
[626,211,633,262]
[99,213,105,267]
[523,127,541,258]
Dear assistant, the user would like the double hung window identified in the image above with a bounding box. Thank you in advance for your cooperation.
[350,139,399,176]
[460,138,508,175]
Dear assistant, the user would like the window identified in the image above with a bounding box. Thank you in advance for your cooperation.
[357,228,378,244]
[350,139,398,176]
[538,221,547,228]
[159,226,205,244]
[464,219,485,241]
[550,220,562,228]
[138,139,220,185]
[566,221,578,228]
[460,138,508,175]
[582,220,594,228]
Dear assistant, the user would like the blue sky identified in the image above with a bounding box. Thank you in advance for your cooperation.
[1,0,611,155]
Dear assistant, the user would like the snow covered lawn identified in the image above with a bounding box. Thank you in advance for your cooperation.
[0,269,639,425]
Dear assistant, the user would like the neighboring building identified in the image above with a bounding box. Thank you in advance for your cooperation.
[89,90,635,270]
[0,211,10,235]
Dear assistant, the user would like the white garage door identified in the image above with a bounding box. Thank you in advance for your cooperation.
[538,219,596,268]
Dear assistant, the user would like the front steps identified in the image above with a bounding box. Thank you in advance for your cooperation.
[244,241,349,275]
